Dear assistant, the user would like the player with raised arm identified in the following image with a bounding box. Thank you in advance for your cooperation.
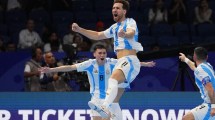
[179,47,215,120]
[39,45,155,120]
[72,0,144,118]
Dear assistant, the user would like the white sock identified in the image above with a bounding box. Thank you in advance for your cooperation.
[103,78,118,108]
[109,103,122,120]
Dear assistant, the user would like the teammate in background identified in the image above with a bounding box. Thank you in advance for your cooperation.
[179,47,215,120]
[39,45,155,120]
[72,0,144,118]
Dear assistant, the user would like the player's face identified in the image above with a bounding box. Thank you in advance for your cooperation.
[94,48,107,64]
[112,3,126,22]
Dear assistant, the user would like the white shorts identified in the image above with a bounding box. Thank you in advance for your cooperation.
[113,55,141,88]
[90,97,105,117]
[191,103,215,120]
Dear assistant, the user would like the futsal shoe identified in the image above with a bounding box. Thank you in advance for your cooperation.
[88,101,110,118]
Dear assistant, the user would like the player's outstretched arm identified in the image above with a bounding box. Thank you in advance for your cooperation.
[39,65,77,73]
[72,23,107,40]
[179,53,196,71]
[140,61,156,67]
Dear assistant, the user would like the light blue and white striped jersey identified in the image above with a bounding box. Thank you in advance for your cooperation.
[194,62,215,103]
[103,18,143,52]
[75,58,117,99]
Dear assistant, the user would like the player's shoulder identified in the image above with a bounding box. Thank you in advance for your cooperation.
[82,59,96,64]
[195,63,209,75]
[127,18,136,23]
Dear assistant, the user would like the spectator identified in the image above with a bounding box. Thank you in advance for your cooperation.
[18,19,43,49]
[41,24,52,44]
[24,47,43,91]
[5,41,17,52]
[194,0,213,24]
[63,23,75,45]
[42,51,71,91]
[168,0,187,24]
[96,20,105,32]
[7,0,22,11]
[90,20,114,52]
[73,34,89,51]
[44,32,63,52]
[148,0,168,25]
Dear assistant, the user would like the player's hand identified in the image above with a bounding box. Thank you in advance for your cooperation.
[145,61,156,67]
[38,67,51,73]
[118,29,126,38]
[72,23,81,32]
[211,108,215,116]
[179,53,186,62]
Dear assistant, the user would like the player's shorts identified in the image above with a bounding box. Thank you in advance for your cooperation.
[89,97,105,117]
[113,55,141,88]
[191,103,215,120]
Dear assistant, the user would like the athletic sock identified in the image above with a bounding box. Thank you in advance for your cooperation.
[103,78,118,108]
[109,103,122,120]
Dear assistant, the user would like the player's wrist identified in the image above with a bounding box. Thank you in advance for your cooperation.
[184,58,190,64]
[211,104,215,108]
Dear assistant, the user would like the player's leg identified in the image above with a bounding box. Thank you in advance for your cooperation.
[182,112,195,120]
[103,69,125,108]
[109,102,122,120]
[183,103,210,120]
[89,56,140,118]
[88,70,125,119]
[91,116,103,120]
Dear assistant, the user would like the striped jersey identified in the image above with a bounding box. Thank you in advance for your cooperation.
[194,62,215,103]
[103,18,143,52]
[75,58,117,99]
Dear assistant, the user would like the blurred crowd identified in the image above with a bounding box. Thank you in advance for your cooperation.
[0,0,214,54]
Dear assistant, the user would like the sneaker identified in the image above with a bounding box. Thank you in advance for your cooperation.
[88,101,109,118]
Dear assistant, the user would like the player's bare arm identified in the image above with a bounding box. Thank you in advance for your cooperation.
[39,65,77,73]
[72,23,106,40]
[140,61,156,67]
[179,53,196,71]
[205,83,215,116]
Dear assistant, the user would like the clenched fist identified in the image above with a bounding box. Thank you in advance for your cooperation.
[72,23,81,32]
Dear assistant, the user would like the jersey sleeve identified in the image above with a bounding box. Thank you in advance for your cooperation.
[196,68,211,86]
[103,25,114,38]
[126,18,137,31]
[75,60,92,72]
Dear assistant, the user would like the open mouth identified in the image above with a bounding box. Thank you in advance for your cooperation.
[113,14,118,17]
[100,58,104,60]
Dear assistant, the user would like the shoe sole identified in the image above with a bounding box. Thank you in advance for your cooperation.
[88,101,109,118]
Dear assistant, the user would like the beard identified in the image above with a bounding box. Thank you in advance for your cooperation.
[113,14,122,22]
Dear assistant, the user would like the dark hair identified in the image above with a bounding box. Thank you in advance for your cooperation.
[153,0,165,13]
[194,47,208,61]
[31,46,42,58]
[114,0,130,13]
[93,44,106,52]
